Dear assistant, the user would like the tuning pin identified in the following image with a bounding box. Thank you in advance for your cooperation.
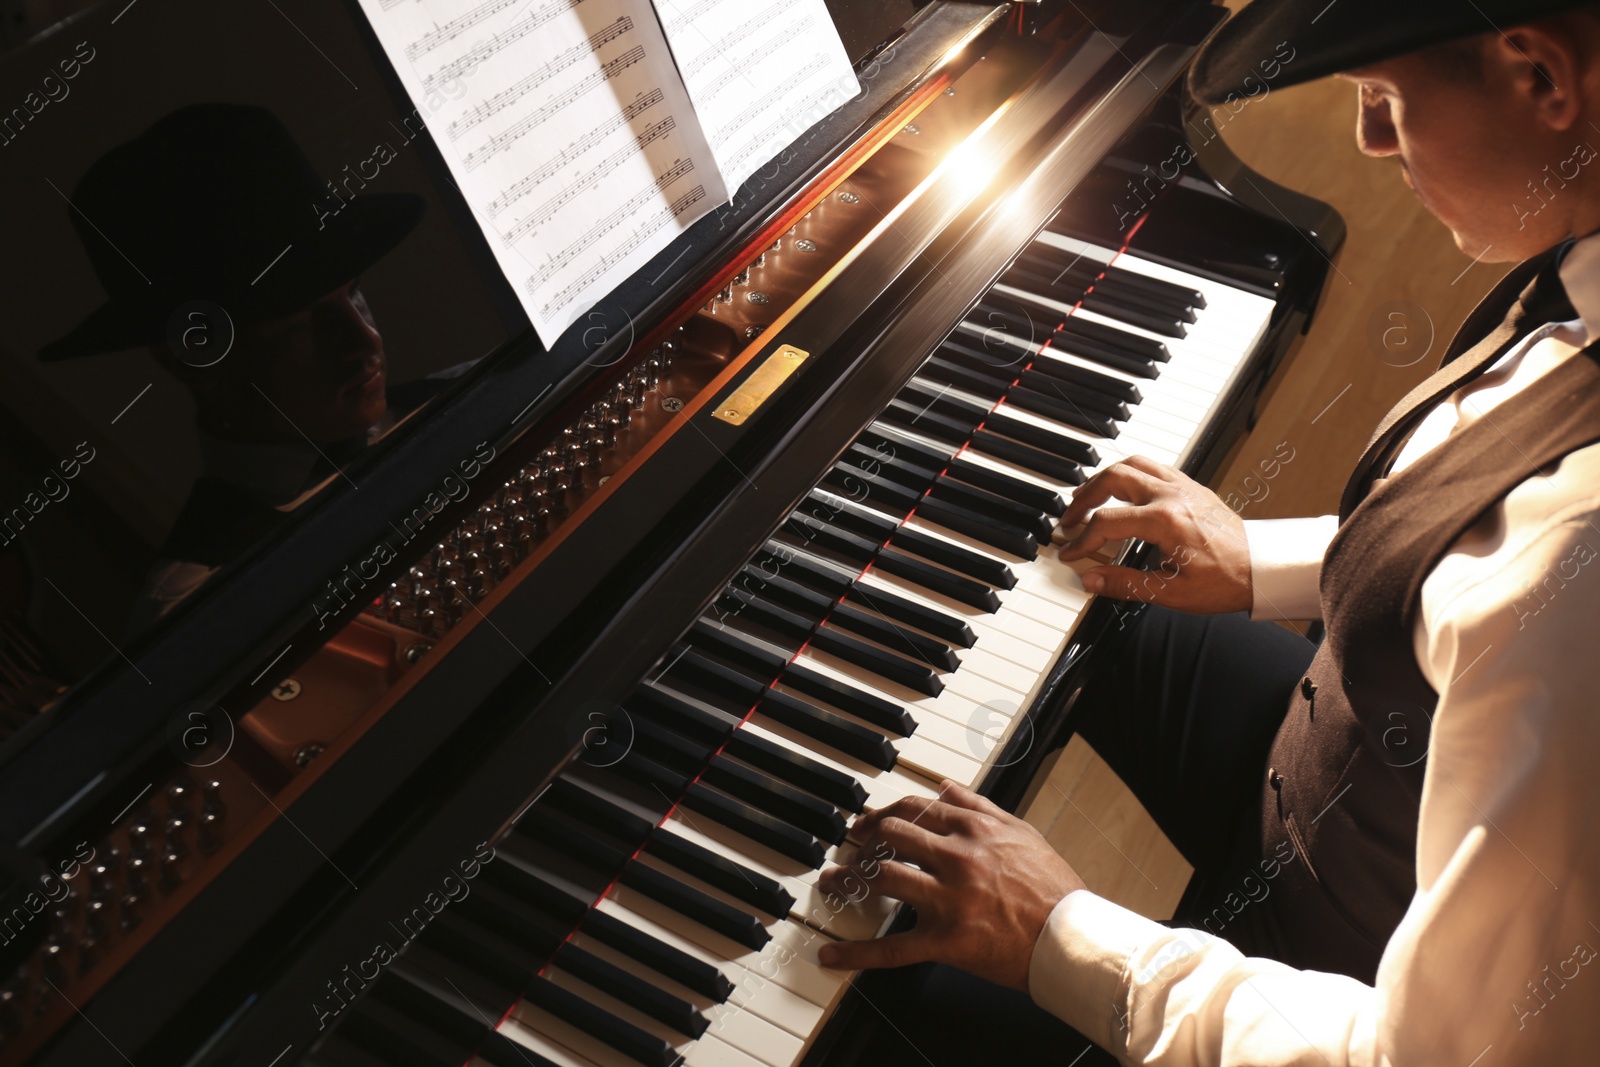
[164,816,187,861]
[202,780,225,819]
[126,822,151,860]
[41,939,68,986]
[165,776,194,819]
[0,980,22,1041]
[125,855,148,899]
[198,811,224,856]
[159,852,182,895]
[630,380,648,410]
[119,892,142,933]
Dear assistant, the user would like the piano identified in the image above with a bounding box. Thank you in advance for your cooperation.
[0,0,1342,1063]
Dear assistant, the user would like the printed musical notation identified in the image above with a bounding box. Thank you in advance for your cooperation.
[354,0,856,346]
[356,0,721,346]
[653,0,858,193]
[447,16,633,141]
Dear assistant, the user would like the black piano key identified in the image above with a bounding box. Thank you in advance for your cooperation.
[737,565,837,618]
[972,299,1055,345]
[420,909,540,1004]
[899,379,989,426]
[938,336,1033,376]
[556,942,709,1038]
[582,907,734,1002]
[946,457,1070,513]
[717,589,817,644]
[389,946,513,1036]
[781,661,916,733]
[1050,328,1162,379]
[984,409,1099,467]
[704,754,848,843]
[1003,382,1121,438]
[820,464,919,513]
[859,423,956,466]
[722,726,868,811]
[1058,315,1170,363]
[337,985,482,1067]
[1104,263,1206,309]
[782,514,877,567]
[804,490,898,541]
[844,583,976,648]
[1023,349,1142,404]
[889,526,1016,589]
[620,858,772,949]
[634,682,740,744]
[546,778,655,840]
[915,495,1038,558]
[827,603,960,671]
[754,543,853,598]
[845,443,939,493]
[881,397,979,446]
[757,690,899,770]
[1018,368,1131,420]
[517,808,642,878]
[682,781,826,869]
[1087,292,1190,338]
[874,546,1001,612]
[478,853,590,928]
[807,626,944,696]
[1015,250,1197,326]
[669,647,768,704]
[970,428,1086,483]
[480,1031,561,1067]
[917,356,1009,400]
[547,775,799,919]
[689,620,789,675]
[302,1035,396,1067]
[520,976,679,1067]
[645,827,795,918]
[929,478,1053,540]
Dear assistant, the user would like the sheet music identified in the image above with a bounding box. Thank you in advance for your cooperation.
[651,0,860,193]
[355,0,727,347]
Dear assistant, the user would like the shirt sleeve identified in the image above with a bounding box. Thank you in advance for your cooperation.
[1243,516,1337,622]
[1027,494,1600,1065]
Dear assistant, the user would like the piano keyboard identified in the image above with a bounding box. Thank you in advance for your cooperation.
[308,230,1277,1067]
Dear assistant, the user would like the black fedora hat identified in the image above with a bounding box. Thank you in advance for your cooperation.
[1189,0,1595,106]
[39,103,423,361]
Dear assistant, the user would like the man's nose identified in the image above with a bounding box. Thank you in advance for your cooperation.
[1355,86,1400,157]
[322,288,382,356]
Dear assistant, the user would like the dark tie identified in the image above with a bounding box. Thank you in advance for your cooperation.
[1338,242,1580,519]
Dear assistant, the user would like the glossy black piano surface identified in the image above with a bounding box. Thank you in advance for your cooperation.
[0,1,1341,1064]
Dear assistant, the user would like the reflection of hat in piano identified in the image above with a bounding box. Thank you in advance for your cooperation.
[1188,0,1593,106]
[39,103,423,361]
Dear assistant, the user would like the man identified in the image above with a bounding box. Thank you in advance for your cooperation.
[817,1,1600,1063]
[38,104,426,628]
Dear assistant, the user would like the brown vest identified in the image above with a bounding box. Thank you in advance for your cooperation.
[1259,247,1600,981]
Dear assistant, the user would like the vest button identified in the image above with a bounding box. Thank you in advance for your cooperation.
[1268,767,1283,790]
[1300,677,1317,700]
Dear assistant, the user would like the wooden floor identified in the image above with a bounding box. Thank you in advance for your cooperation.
[1024,25,1514,916]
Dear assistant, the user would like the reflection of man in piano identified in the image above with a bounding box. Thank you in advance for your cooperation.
[821,3,1600,1064]
[37,104,425,632]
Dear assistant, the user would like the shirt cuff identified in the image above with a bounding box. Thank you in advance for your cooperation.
[1028,890,1165,1054]
[1244,515,1338,621]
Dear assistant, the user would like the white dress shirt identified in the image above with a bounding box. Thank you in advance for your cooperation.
[1027,233,1600,1065]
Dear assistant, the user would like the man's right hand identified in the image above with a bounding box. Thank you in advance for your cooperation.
[1058,456,1254,614]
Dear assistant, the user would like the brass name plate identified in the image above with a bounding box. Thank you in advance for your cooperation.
[712,344,810,426]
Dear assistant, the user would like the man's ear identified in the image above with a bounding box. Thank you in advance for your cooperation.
[1494,22,1587,133]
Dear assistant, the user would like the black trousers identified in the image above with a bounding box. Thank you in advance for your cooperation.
[844,605,1317,1066]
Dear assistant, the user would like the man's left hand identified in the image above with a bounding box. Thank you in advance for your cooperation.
[815,780,1086,993]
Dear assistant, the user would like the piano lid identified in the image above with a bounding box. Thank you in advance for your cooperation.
[0,0,943,708]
